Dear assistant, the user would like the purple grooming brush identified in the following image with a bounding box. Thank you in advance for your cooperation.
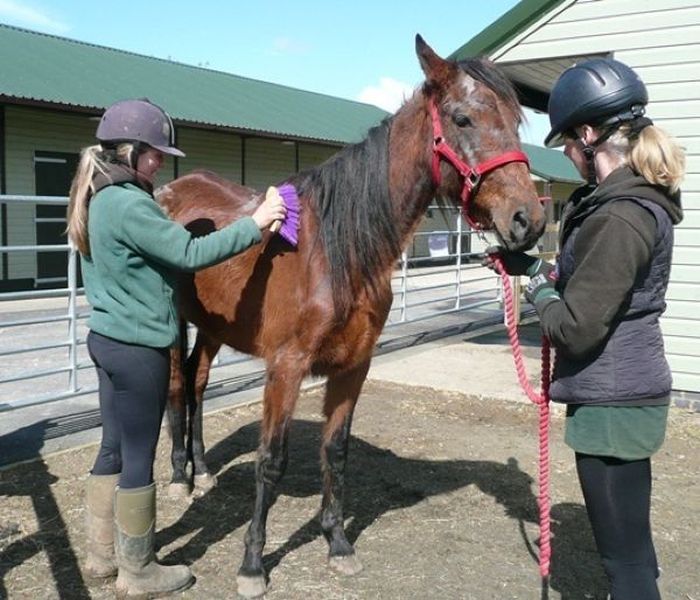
[269,183,301,246]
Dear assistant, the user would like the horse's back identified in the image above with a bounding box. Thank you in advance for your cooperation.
[156,170,386,370]
[156,170,260,228]
[155,171,319,356]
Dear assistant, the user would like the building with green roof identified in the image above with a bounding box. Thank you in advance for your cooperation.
[450,0,700,395]
[0,23,578,292]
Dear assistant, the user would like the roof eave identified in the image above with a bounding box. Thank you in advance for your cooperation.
[448,0,568,60]
[530,169,583,184]
[0,95,347,146]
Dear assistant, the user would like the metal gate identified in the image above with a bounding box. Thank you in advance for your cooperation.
[0,195,511,412]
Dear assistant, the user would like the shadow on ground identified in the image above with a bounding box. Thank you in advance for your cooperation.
[0,421,92,599]
[155,418,606,599]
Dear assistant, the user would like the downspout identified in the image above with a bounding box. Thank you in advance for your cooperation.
[0,105,6,281]
[241,136,247,185]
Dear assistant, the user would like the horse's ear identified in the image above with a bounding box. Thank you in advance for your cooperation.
[416,34,456,91]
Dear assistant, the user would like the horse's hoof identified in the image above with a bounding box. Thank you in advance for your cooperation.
[168,481,192,498]
[236,574,267,598]
[329,553,363,576]
[193,472,217,495]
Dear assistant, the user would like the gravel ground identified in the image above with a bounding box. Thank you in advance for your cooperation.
[1,377,698,600]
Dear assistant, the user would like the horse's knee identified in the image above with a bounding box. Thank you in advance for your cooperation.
[256,443,288,487]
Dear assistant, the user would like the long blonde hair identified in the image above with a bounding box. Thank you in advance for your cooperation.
[605,124,686,194]
[66,143,136,255]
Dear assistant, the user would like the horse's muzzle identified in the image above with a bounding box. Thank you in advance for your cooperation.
[507,207,545,251]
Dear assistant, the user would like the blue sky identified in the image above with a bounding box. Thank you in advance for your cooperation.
[0,0,552,145]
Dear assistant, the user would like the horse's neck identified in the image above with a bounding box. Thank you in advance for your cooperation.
[389,98,438,249]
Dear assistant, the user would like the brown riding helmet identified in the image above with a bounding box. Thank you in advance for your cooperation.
[96,98,185,157]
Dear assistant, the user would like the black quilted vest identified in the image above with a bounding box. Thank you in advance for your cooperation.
[551,198,674,405]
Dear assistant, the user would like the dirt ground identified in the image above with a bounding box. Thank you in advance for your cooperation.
[0,379,698,600]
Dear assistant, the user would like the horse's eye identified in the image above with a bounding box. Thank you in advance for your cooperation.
[453,113,472,128]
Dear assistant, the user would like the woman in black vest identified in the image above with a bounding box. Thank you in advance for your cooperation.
[488,59,685,600]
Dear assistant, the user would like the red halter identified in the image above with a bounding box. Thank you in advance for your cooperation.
[429,99,530,229]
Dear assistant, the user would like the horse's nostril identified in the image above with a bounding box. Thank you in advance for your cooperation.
[511,208,530,240]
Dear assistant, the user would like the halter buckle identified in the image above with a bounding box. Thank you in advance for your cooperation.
[466,171,481,189]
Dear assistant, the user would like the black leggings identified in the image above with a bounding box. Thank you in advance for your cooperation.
[87,331,170,489]
[575,453,660,600]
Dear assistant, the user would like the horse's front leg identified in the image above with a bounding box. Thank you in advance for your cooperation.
[166,344,190,497]
[188,334,221,495]
[321,359,370,576]
[237,360,306,599]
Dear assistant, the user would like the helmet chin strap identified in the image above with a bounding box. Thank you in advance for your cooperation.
[130,142,145,170]
[580,143,597,186]
[578,124,620,185]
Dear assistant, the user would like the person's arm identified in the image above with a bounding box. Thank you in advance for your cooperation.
[538,203,656,358]
[119,196,263,271]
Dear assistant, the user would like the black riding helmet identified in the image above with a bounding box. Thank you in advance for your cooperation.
[96,98,186,157]
[544,58,648,148]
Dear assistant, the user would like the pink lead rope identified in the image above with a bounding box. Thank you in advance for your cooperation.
[492,255,552,579]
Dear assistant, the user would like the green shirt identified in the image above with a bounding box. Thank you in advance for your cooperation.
[565,404,669,460]
[82,182,262,348]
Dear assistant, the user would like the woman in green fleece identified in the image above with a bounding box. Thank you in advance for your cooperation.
[487,60,684,600]
[66,98,286,598]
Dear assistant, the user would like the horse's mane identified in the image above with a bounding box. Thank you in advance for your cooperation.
[290,58,522,320]
[295,119,398,319]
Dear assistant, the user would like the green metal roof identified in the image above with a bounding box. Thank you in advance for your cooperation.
[522,143,581,183]
[0,24,578,182]
[449,0,568,60]
[0,24,388,145]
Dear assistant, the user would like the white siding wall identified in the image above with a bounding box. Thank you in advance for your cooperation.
[495,0,700,393]
[244,138,296,190]
[298,142,337,171]
[3,106,176,282]
[1,109,345,289]
[176,127,242,182]
[4,106,94,281]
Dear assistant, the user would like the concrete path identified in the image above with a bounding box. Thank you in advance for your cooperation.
[0,311,547,467]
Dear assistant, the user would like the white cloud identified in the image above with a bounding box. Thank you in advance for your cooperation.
[0,0,68,33]
[270,36,310,56]
[357,77,415,113]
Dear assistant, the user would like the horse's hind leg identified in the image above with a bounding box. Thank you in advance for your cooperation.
[237,359,306,599]
[321,359,370,576]
[166,332,220,497]
[167,344,190,497]
[187,333,221,495]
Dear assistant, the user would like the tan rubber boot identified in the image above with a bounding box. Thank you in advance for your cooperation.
[114,484,194,599]
[85,473,120,580]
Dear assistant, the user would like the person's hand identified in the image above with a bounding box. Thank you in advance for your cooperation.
[524,260,559,307]
[483,246,560,308]
[482,246,539,276]
[252,186,287,230]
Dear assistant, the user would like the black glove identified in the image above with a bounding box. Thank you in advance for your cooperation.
[482,246,539,276]
[524,260,560,307]
[482,246,560,308]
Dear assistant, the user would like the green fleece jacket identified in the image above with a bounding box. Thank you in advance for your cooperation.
[82,181,262,347]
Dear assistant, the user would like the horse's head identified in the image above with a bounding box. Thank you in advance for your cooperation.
[416,35,545,251]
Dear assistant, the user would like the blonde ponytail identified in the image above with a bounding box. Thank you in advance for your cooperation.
[629,126,686,194]
[67,145,101,255]
[66,143,136,255]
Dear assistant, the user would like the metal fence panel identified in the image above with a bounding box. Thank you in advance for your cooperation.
[1,195,508,411]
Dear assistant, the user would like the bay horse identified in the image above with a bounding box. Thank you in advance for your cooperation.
[158,35,545,598]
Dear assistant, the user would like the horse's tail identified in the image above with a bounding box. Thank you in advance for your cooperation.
[178,317,188,375]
